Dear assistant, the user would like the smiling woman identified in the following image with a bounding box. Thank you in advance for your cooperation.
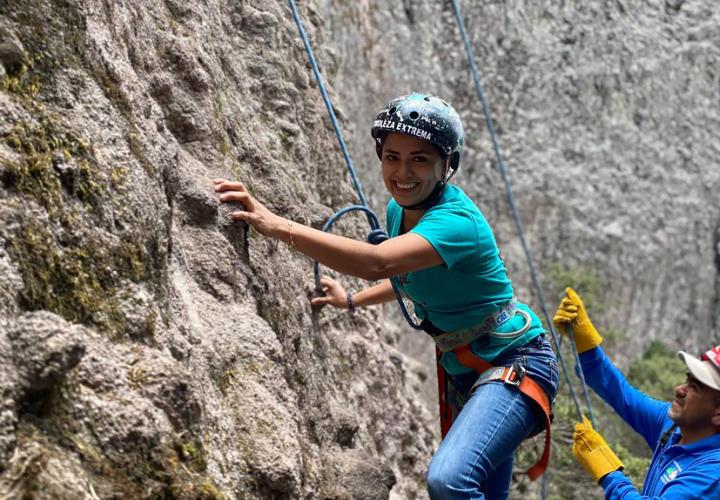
[214,93,559,499]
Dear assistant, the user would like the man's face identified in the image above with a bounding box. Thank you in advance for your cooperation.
[668,373,720,429]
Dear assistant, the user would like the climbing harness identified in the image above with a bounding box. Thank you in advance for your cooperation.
[431,309,552,479]
[428,298,530,353]
[459,348,552,481]
[491,309,532,339]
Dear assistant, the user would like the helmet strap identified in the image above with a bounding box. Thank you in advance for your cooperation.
[444,157,458,184]
[398,157,455,210]
[399,181,446,210]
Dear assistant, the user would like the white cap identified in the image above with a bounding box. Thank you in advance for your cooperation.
[678,346,720,392]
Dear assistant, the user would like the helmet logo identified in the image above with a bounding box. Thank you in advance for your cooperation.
[372,119,434,144]
[701,346,720,371]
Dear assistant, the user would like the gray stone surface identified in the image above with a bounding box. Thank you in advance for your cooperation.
[0,0,434,498]
[0,1,718,499]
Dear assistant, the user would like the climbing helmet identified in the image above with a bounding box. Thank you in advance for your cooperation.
[371,93,464,171]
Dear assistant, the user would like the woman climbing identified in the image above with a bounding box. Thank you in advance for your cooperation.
[214,93,559,499]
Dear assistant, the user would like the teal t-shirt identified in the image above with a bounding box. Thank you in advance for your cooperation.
[387,184,543,374]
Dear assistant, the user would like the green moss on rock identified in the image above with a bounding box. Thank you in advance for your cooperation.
[127,129,157,176]
[1,61,42,98]
[2,116,105,214]
[15,419,225,500]
[7,218,153,338]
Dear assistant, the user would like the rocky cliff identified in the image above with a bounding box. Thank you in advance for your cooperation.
[0,0,433,498]
[0,1,718,499]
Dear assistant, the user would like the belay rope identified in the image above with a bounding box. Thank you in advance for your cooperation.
[286,0,387,278]
[288,0,597,490]
[447,0,595,421]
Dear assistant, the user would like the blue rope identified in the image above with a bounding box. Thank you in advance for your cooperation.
[288,0,392,296]
[390,277,425,330]
[312,205,384,287]
[287,0,373,219]
[449,0,592,427]
[568,325,597,426]
[289,0,418,332]
[287,0,422,326]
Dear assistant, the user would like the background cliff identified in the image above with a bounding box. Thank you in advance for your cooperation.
[0,1,718,499]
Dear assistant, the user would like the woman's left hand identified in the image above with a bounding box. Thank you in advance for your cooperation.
[310,276,348,309]
[214,179,284,237]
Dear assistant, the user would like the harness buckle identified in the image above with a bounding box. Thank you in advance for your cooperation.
[503,363,526,387]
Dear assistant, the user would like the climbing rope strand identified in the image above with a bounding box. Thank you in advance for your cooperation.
[568,326,597,426]
[449,0,593,423]
[390,278,426,330]
[289,0,398,298]
[287,0,374,223]
[288,0,425,327]
[312,205,382,288]
[289,0,440,326]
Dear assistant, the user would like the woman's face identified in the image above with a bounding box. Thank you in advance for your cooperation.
[381,133,446,207]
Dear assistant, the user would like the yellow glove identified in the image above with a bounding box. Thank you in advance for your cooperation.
[573,416,624,482]
[553,287,603,353]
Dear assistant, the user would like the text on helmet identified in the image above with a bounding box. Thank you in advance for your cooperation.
[373,119,434,143]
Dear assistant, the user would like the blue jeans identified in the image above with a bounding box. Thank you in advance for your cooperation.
[427,335,559,500]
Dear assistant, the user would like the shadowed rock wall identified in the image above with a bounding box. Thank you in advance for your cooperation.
[0,0,434,498]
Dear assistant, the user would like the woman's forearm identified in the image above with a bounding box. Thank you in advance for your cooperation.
[278,218,442,281]
[354,279,396,308]
[214,179,441,280]
[280,219,385,280]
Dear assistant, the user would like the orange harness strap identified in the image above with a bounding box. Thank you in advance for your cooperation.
[454,344,552,481]
[436,348,454,438]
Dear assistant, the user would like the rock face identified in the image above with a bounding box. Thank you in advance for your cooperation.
[0,1,433,498]
[0,1,718,499]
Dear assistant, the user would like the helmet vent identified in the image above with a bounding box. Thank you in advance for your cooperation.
[409,111,419,120]
[388,106,397,115]
[424,96,431,101]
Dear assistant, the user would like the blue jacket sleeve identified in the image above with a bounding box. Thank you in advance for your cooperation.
[601,467,720,499]
[578,347,671,449]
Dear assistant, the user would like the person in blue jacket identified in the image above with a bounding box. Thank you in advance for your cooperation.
[214,93,559,499]
[554,288,720,499]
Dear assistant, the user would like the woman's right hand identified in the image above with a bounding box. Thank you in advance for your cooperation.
[310,276,349,309]
[214,178,285,238]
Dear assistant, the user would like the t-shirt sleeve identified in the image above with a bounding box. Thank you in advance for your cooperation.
[385,199,398,236]
[410,207,480,268]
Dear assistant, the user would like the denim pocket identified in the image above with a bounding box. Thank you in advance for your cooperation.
[512,335,545,355]
[495,335,558,399]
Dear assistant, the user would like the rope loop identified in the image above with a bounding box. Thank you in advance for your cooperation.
[367,228,389,245]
